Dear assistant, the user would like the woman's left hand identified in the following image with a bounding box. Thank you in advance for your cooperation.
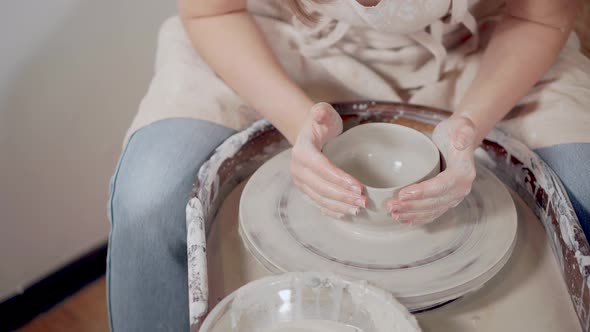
[386,116,478,225]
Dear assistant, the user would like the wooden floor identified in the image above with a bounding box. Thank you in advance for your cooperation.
[18,277,109,332]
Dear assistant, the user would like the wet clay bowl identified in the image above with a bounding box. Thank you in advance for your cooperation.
[199,272,421,332]
[323,123,440,229]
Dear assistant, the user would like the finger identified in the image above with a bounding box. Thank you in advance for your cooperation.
[312,102,331,123]
[452,121,476,151]
[398,171,455,201]
[312,102,337,125]
[311,103,342,141]
[300,168,367,208]
[301,149,364,194]
[298,183,361,216]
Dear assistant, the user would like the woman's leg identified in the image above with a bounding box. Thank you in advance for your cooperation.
[535,143,590,236]
[107,118,236,332]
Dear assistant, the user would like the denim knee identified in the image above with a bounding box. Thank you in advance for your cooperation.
[108,118,237,254]
[110,167,190,258]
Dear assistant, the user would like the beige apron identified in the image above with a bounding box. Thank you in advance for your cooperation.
[125,0,590,150]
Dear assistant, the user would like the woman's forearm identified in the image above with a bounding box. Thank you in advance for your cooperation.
[455,0,577,143]
[179,2,313,144]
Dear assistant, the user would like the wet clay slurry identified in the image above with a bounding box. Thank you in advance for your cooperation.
[207,317,362,332]
[262,320,362,332]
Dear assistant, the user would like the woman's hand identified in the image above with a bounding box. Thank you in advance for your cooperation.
[386,116,478,225]
[291,103,368,219]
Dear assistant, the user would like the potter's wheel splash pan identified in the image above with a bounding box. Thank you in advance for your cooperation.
[186,102,590,332]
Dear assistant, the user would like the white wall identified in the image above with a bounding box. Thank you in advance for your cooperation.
[0,0,176,300]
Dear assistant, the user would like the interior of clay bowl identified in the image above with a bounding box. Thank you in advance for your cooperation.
[199,272,421,332]
[323,123,440,189]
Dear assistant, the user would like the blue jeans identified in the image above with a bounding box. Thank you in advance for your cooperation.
[107,118,590,331]
[107,118,236,332]
[535,144,590,235]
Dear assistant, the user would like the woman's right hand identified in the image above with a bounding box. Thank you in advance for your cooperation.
[290,103,368,219]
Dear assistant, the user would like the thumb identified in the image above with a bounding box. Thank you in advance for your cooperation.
[452,121,476,151]
[312,102,338,125]
[310,103,342,143]
[312,104,330,124]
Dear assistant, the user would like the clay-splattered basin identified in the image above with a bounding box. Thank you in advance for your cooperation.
[187,102,590,331]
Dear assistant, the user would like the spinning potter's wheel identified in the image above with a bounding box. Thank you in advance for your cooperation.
[239,149,518,311]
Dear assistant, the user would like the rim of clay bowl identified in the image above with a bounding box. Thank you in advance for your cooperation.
[324,122,440,192]
[200,271,422,332]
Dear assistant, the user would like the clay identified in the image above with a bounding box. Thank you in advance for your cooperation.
[239,149,517,311]
[323,123,440,226]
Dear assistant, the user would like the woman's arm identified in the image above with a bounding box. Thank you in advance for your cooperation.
[388,0,578,224]
[456,0,578,142]
[178,0,367,216]
[178,0,312,143]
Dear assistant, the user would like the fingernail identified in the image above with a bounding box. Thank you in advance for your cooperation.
[388,203,400,213]
[391,213,400,221]
[355,198,366,208]
[400,190,420,201]
[350,186,362,195]
[348,207,360,216]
